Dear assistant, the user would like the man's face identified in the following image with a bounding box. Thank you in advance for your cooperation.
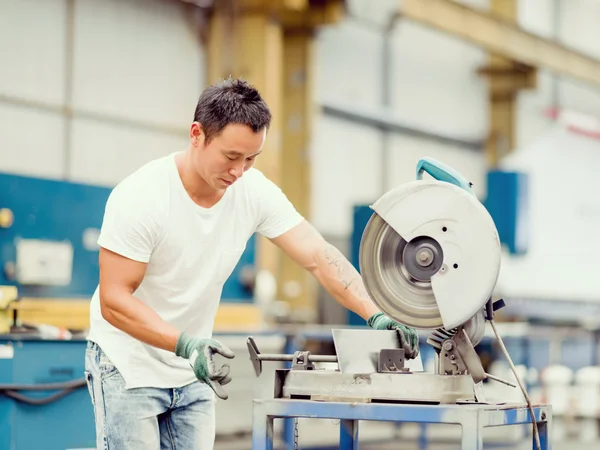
[191,123,266,190]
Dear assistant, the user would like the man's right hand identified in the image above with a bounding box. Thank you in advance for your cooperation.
[175,332,236,400]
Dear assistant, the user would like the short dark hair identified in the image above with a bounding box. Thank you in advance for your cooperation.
[193,77,272,144]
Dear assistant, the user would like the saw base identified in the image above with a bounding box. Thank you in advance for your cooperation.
[274,369,476,404]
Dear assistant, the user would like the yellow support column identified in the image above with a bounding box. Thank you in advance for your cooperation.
[279,28,317,319]
[480,0,536,167]
[206,0,344,323]
[207,3,284,282]
[277,1,343,320]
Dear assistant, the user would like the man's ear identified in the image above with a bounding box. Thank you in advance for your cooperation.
[190,122,205,147]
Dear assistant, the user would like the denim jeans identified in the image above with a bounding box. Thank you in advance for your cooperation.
[84,340,216,450]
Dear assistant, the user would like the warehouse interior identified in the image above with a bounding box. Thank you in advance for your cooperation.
[1,0,600,448]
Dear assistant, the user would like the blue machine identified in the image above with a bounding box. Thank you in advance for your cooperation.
[0,337,93,450]
[484,170,530,256]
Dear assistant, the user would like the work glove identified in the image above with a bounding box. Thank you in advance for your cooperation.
[367,312,420,359]
[175,332,235,400]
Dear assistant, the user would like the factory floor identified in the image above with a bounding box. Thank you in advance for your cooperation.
[214,437,600,449]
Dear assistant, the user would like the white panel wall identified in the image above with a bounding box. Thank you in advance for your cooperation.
[0,103,66,178]
[309,115,384,235]
[0,0,67,177]
[498,126,600,301]
[0,0,204,186]
[314,19,384,110]
[389,22,488,141]
[557,0,600,117]
[0,0,67,104]
[69,119,190,186]
[72,0,201,130]
[69,0,202,185]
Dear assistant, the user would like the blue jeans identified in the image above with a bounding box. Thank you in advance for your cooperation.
[84,340,216,450]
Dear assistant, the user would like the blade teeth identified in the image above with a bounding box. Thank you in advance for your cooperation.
[426,327,458,351]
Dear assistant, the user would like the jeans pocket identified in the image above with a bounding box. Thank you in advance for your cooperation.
[98,350,119,380]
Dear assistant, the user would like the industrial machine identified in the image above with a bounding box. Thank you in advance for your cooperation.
[248,157,550,449]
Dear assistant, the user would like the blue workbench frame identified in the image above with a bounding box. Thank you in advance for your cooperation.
[252,399,551,450]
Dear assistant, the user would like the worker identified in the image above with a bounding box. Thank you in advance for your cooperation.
[84,77,419,449]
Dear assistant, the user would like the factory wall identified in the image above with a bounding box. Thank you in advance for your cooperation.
[516,0,600,150]
[0,0,202,185]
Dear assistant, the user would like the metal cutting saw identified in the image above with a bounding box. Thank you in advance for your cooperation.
[248,157,529,407]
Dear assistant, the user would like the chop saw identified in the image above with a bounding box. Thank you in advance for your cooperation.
[248,157,541,443]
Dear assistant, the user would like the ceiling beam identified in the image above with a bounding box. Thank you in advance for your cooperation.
[399,0,600,88]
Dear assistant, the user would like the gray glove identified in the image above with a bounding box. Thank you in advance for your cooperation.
[175,332,235,400]
[367,312,420,359]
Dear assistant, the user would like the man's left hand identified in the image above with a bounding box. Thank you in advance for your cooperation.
[367,312,420,359]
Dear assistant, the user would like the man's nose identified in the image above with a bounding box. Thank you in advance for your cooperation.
[229,163,244,178]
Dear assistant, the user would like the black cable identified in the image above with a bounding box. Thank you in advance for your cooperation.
[0,377,86,391]
[0,378,86,405]
[2,387,80,405]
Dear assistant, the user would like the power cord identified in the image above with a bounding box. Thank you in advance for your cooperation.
[489,319,541,450]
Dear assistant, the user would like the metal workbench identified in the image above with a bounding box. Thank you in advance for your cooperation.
[252,398,552,450]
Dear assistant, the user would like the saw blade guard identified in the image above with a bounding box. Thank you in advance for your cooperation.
[361,179,501,331]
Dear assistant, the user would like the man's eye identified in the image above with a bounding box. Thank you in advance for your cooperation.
[227,156,236,161]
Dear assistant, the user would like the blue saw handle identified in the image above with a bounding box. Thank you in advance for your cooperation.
[416,157,473,193]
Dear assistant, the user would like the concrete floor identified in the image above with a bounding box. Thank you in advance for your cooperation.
[215,438,600,449]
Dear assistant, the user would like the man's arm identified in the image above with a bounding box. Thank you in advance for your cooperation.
[98,247,235,398]
[98,247,181,352]
[269,220,380,320]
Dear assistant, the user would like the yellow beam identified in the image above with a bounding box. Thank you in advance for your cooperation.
[400,0,600,89]
[279,28,317,316]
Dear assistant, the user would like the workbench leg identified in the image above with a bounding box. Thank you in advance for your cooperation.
[418,423,428,449]
[537,419,550,450]
[283,418,295,449]
[460,422,483,450]
[339,419,359,450]
[252,405,274,450]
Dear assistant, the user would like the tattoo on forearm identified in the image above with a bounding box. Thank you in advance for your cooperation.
[323,244,369,297]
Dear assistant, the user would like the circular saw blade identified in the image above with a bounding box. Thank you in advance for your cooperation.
[359,212,444,329]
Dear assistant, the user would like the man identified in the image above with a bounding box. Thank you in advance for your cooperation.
[84,77,419,449]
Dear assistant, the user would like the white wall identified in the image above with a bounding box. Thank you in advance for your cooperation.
[516,0,600,152]
[497,125,600,302]
[0,0,203,186]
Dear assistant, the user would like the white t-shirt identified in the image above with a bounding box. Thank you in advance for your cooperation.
[87,152,304,389]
